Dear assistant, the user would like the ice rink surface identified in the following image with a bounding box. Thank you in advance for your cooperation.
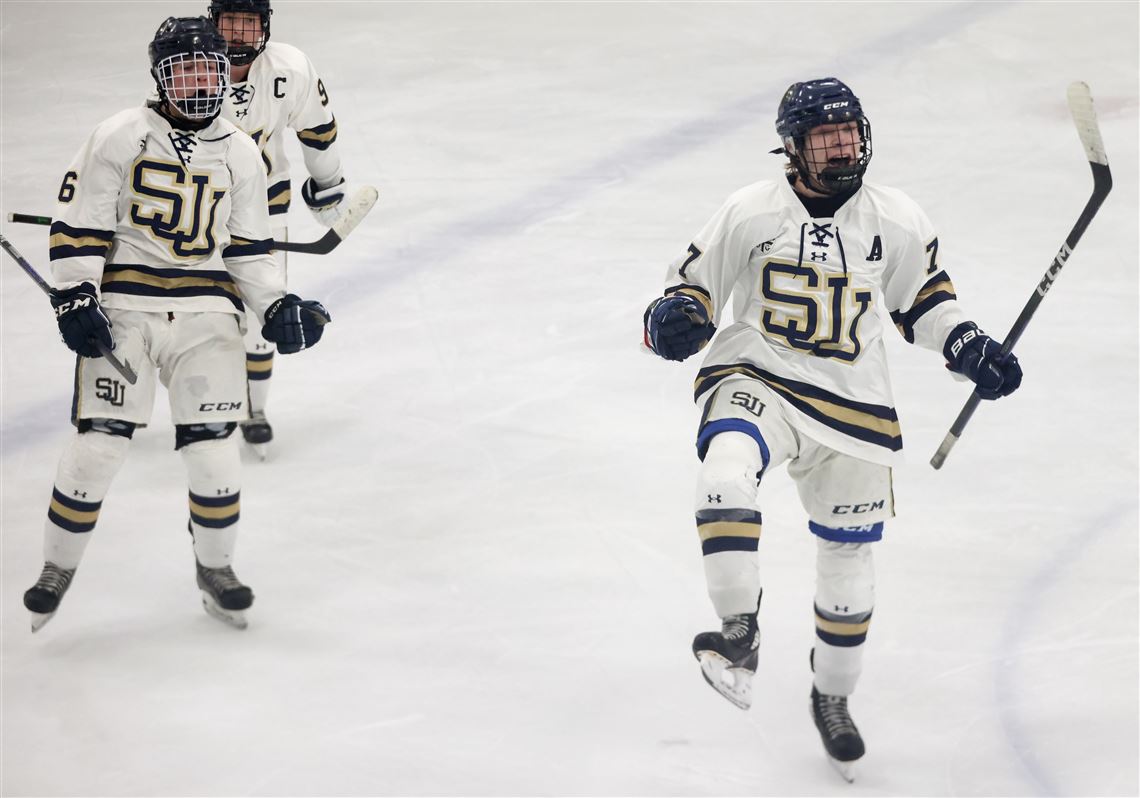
[2,2,1137,795]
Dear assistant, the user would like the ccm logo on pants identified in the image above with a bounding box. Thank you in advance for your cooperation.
[832,501,885,514]
[198,402,244,412]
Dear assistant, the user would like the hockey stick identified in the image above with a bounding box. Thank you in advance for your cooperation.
[930,82,1112,470]
[5,185,378,255]
[0,234,139,385]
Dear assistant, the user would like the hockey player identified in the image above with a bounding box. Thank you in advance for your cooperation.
[209,0,351,450]
[642,78,1022,779]
[22,16,331,631]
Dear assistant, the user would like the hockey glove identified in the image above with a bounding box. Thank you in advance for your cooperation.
[262,294,332,354]
[301,177,346,227]
[944,321,1023,400]
[50,282,114,358]
[644,294,716,362]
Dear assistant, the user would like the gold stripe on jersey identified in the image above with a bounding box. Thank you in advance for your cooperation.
[664,283,714,319]
[101,263,244,312]
[890,270,956,344]
[48,221,114,261]
[296,118,338,150]
[694,363,902,451]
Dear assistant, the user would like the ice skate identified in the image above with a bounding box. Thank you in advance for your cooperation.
[240,411,272,460]
[692,605,760,710]
[811,685,865,782]
[196,561,254,629]
[23,562,76,632]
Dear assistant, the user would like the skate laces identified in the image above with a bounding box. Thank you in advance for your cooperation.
[817,693,857,737]
[34,563,75,595]
[199,564,244,593]
[722,613,756,642]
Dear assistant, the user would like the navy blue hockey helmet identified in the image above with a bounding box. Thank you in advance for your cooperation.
[208,0,272,66]
[148,17,230,121]
[775,77,872,194]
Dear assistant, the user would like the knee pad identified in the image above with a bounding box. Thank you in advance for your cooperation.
[58,428,132,489]
[76,417,136,439]
[174,422,236,450]
[696,431,765,554]
[815,539,875,614]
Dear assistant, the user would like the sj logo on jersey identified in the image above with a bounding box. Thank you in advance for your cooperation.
[730,391,766,417]
[128,157,226,259]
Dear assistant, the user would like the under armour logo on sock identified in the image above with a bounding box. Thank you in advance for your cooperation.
[834,605,849,613]
[707,494,722,503]
[217,487,231,495]
[73,490,87,498]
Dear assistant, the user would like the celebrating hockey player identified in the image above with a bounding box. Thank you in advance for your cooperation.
[22,16,332,631]
[641,78,1022,779]
[209,0,352,451]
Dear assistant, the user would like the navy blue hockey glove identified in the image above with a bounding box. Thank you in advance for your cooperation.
[301,177,346,227]
[944,321,1023,400]
[643,294,716,362]
[50,282,113,358]
[262,294,332,354]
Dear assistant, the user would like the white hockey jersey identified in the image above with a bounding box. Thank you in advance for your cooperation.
[220,41,343,219]
[50,105,284,325]
[665,177,968,466]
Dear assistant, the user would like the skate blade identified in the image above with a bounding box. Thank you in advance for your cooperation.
[29,610,56,633]
[696,650,753,710]
[245,441,269,461]
[826,755,857,783]
[200,591,249,630]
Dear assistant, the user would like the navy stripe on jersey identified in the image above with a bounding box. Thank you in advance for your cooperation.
[694,363,902,451]
[890,270,957,343]
[49,221,114,261]
[222,236,273,259]
[101,263,244,312]
[296,118,338,150]
[268,179,291,216]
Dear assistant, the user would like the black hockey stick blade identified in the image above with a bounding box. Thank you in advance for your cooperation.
[930,82,1112,469]
[6,184,378,256]
[0,233,138,385]
[272,185,378,254]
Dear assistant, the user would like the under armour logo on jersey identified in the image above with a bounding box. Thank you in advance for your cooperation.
[811,251,828,262]
[707,494,722,503]
[168,131,197,166]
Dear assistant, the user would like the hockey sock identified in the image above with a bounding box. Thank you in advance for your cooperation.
[245,351,273,414]
[180,436,242,568]
[696,431,764,617]
[813,539,875,696]
[43,430,132,569]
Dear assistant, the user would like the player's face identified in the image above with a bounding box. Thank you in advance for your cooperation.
[166,55,223,100]
[802,121,862,178]
[217,12,264,48]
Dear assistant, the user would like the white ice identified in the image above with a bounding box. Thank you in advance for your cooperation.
[2,2,1137,796]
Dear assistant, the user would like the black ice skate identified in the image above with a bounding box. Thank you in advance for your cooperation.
[196,560,254,629]
[811,685,865,782]
[240,412,272,460]
[23,562,76,632]
[692,594,761,710]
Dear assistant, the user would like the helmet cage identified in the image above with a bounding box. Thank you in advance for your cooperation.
[209,1,272,66]
[786,117,873,195]
[154,51,230,121]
